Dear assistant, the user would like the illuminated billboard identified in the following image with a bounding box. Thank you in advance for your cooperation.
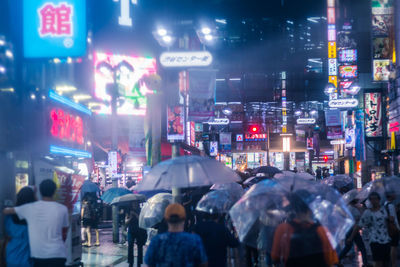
[23,0,86,58]
[339,65,358,78]
[93,52,157,115]
[338,49,357,63]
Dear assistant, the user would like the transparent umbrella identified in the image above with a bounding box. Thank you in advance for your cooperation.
[210,182,244,196]
[357,176,400,201]
[229,175,354,253]
[322,175,354,191]
[135,156,240,191]
[139,193,173,229]
[196,190,237,214]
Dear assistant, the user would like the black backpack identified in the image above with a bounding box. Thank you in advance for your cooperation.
[286,221,328,267]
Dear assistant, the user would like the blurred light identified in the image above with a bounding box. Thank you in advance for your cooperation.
[229,78,241,81]
[0,87,14,93]
[347,82,361,95]
[0,66,5,74]
[67,57,72,64]
[295,110,302,116]
[0,40,5,46]
[50,145,92,158]
[205,34,213,41]
[222,107,233,116]
[324,83,336,95]
[283,137,291,152]
[157,28,167,36]
[56,85,77,93]
[5,50,13,58]
[30,94,36,100]
[53,58,61,64]
[310,109,318,115]
[201,27,212,35]
[44,156,54,161]
[49,90,92,115]
[87,37,92,44]
[42,95,46,100]
[215,19,227,24]
[162,35,172,43]
[73,94,92,102]
[86,141,92,147]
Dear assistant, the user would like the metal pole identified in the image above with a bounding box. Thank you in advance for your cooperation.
[266,124,270,166]
[171,143,181,203]
[111,77,119,243]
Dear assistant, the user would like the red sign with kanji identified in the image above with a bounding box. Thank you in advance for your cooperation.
[39,3,73,37]
[50,108,84,145]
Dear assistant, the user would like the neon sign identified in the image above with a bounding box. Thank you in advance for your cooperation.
[50,145,92,158]
[50,108,84,145]
[245,133,267,141]
[39,3,73,37]
[297,118,316,125]
[328,98,359,108]
[113,0,138,27]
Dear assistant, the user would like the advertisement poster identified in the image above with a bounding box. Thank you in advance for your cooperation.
[328,42,337,58]
[188,70,216,122]
[337,32,357,48]
[325,109,341,126]
[327,126,343,139]
[210,141,218,156]
[373,37,391,59]
[345,128,355,149]
[355,109,366,161]
[339,65,358,78]
[372,0,394,14]
[54,171,85,213]
[306,137,313,150]
[373,59,391,81]
[167,106,185,141]
[295,127,306,142]
[338,49,357,63]
[372,15,392,36]
[365,93,383,137]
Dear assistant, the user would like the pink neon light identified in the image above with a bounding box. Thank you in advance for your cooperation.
[39,3,73,37]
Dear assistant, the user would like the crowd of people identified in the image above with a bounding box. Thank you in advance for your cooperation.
[2,171,400,267]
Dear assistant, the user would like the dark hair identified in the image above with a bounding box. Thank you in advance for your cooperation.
[12,187,36,224]
[39,179,57,197]
[368,191,381,200]
[288,190,312,215]
[167,215,185,224]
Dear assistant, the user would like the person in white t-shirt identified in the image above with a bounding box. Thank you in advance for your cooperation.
[3,179,69,267]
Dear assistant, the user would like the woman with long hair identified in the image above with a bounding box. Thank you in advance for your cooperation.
[5,186,36,267]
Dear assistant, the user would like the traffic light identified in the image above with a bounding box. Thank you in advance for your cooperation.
[249,125,260,133]
[323,155,328,163]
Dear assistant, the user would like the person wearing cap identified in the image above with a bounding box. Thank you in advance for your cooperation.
[144,203,208,267]
[384,191,400,267]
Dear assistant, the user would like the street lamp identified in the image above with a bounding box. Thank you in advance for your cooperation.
[153,28,175,48]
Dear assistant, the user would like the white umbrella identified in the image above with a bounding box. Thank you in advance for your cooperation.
[135,156,241,191]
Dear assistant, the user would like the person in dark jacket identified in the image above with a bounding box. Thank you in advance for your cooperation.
[126,202,147,267]
[193,213,239,267]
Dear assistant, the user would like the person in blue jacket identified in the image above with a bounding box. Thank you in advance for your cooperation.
[5,186,36,267]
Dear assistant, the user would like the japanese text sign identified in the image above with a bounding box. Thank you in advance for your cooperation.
[160,51,213,67]
[23,0,86,58]
[328,98,359,108]
[50,108,84,145]
[364,92,382,137]
[328,59,337,76]
[328,42,337,58]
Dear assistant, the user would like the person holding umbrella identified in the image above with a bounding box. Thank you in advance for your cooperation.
[144,203,208,267]
[126,202,147,267]
[271,191,338,267]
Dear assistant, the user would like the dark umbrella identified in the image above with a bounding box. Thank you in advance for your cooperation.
[252,166,282,177]
[101,188,132,204]
[80,180,100,197]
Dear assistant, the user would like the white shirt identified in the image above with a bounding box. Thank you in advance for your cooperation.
[15,200,69,259]
[358,207,391,244]
[384,201,400,230]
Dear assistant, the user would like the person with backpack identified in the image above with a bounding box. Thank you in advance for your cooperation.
[384,191,399,267]
[347,192,391,267]
[271,192,338,267]
[81,193,101,247]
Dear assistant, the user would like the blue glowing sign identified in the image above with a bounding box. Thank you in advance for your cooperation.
[50,145,92,158]
[23,0,86,58]
[49,90,91,115]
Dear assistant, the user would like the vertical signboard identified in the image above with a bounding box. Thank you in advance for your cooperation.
[23,0,87,57]
[371,0,394,82]
[364,92,383,137]
[108,151,118,178]
[167,106,185,141]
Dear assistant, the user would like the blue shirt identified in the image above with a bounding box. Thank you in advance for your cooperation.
[4,216,32,267]
[145,232,208,267]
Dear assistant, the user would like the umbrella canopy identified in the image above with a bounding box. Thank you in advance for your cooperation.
[322,175,354,191]
[275,171,315,181]
[196,190,239,214]
[80,180,100,196]
[229,175,354,253]
[210,182,244,196]
[135,156,241,191]
[243,176,270,187]
[252,166,282,177]
[101,188,132,204]
[357,176,400,201]
[342,189,359,204]
[110,194,146,205]
[139,193,173,229]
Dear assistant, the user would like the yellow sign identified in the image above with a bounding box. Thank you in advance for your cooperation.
[391,132,396,150]
[329,76,338,88]
[328,42,337,58]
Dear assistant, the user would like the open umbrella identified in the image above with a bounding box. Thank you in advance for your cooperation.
[229,175,354,252]
[80,180,100,197]
[357,176,400,201]
[135,156,240,191]
[243,176,270,187]
[110,194,146,205]
[322,175,354,191]
[196,190,237,214]
[139,193,173,229]
[101,188,132,204]
[252,166,282,177]
[210,182,244,196]
[342,189,359,204]
[275,171,315,181]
